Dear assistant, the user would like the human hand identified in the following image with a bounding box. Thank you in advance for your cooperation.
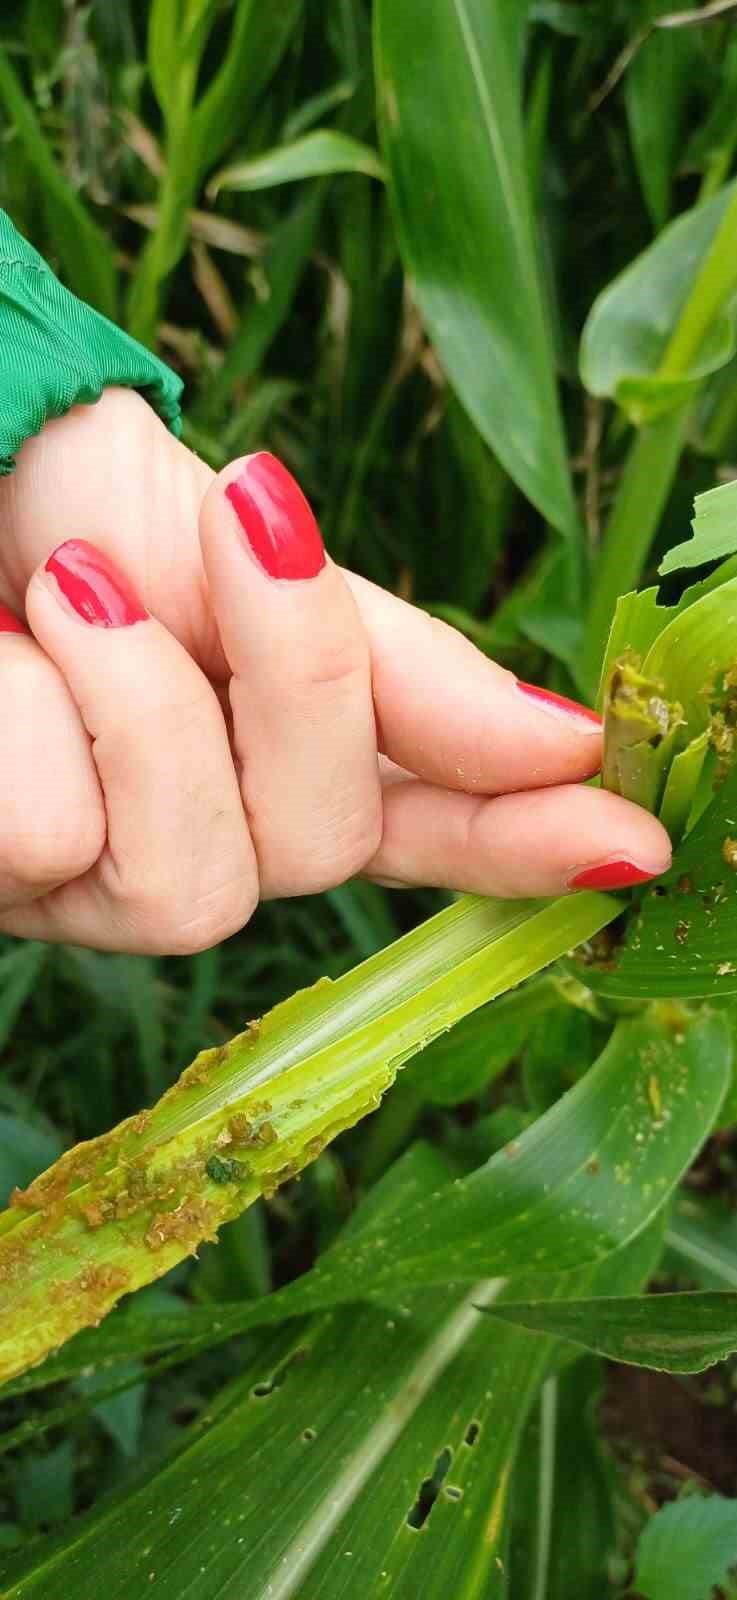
[0,389,671,954]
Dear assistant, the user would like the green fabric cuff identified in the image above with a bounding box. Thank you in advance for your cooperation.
[0,210,183,474]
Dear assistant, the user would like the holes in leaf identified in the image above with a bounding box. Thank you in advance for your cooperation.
[444,1485,463,1502]
[302,1428,317,1443]
[464,1420,480,1447]
[251,1346,307,1399]
[406,1446,453,1530]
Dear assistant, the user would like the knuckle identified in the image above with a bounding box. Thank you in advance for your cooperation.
[264,804,383,898]
[125,873,259,957]
[1,817,103,891]
[59,818,107,881]
[302,636,368,696]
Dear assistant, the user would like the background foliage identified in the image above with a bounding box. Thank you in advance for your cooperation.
[4,1,737,1595]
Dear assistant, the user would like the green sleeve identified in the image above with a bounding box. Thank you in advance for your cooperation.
[0,210,183,474]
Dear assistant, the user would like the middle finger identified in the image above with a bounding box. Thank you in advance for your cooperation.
[199,454,382,899]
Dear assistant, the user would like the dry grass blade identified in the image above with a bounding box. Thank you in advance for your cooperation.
[122,205,265,257]
[590,1,737,112]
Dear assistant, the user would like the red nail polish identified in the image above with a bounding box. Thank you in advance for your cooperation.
[0,602,28,635]
[568,860,658,891]
[225,453,326,581]
[45,540,147,627]
[516,680,602,732]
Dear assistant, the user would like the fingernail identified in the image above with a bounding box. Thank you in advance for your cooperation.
[225,452,326,581]
[568,859,660,891]
[45,540,147,627]
[0,602,29,635]
[516,680,602,734]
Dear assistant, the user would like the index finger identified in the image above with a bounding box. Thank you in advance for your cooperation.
[344,572,601,794]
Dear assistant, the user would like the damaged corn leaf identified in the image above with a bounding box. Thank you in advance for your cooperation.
[597,535,737,716]
[600,564,737,844]
[0,1295,579,1600]
[478,1289,737,1376]
[660,478,737,576]
[1,1002,727,1401]
[296,1007,728,1299]
[2,1299,542,1600]
[0,1150,665,1600]
[602,656,683,814]
[0,891,618,1385]
[643,575,737,737]
[580,761,737,997]
[597,587,670,711]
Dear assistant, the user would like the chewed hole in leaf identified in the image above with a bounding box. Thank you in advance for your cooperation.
[301,1427,317,1443]
[444,1485,463,1502]
[464,1420,480,1446]
[407,1445,453,1530]
[251,1346,308,1399]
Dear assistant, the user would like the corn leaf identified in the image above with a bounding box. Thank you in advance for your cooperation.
[0,994,724,1395]
[374,0,579,540]
[624,0,695,231]
[643,574,737,734]
[508,1359,615,1600]
[635,1495,737,1600]
[0,1151,665,1600]
[598,540,737,713]
[209,131,384,196]
[190,0,304,184]
[660,478,737,575]
[0,892,617,1385]
[582,761,737,998]
[480,1289,737,1374]
[666,1200,737,1290]
[289,1008,728,1302]
[580,181,737,423]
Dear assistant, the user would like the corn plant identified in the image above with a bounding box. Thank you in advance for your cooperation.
[5,2,737,1597]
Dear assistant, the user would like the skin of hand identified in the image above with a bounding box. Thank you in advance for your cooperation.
[0,387,671,955]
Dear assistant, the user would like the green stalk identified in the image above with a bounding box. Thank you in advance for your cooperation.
[0,891,618,1384]
[126,54,199,346]
[580,406,689,699]
[581,184,737,699]
[126,146,195,345]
